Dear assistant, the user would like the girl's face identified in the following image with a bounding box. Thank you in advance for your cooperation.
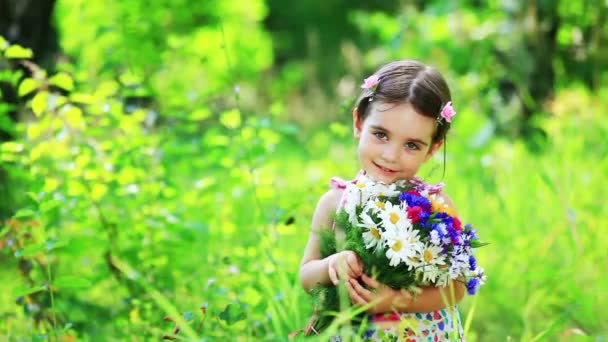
[354,101,443,184]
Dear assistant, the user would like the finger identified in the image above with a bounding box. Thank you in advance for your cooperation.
[346,280,367,306]
[361,273,380,289]
[346,253,363,276]
[336,262,350,282]
[350,278,374,303]
[346,261,361,279]
[328,266,338,286]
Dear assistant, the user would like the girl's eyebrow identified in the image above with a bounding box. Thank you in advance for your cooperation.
[369,124,429,146]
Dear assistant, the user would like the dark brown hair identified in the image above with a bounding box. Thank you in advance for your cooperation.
[355,60,452,143]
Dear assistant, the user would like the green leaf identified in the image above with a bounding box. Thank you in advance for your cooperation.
[14,208,36,218]
[18,78,38,97]
[70,93,96,104]
[64,105,84,128]
[4,44,33,59]
[0,225,10,239]
[31,91,49,117]
[12,285,48,297]
[1,141,24,153]
[202,130,230,147]
[40,200,62,213]
[218,303,246,325]
[0,36,7,50]
[190,108,211,120]
[49,72,75,92]
[26,192,40,203]
[470,240,490,248]
[53,276,91,290]
[14,243,45,257]
[45,239,67,252]
[220,109,241,129]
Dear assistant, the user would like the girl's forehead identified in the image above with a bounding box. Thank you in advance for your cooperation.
[367,102,436,140]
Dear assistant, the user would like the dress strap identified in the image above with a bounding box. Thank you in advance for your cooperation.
[328,171,364,231]
[329,176,349,190]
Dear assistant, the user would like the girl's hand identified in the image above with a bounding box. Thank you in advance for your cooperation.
[327,250,363,286]
[346,274,410,314]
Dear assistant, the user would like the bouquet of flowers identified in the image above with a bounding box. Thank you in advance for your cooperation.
[310,174,487,332]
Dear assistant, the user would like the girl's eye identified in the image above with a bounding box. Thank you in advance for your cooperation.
[406,142,420,150]
[373,132,388,140]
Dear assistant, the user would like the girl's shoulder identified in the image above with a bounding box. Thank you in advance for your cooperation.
[312,175,350,213]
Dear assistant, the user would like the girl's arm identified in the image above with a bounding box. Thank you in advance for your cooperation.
[347,275,466,313]
[299,189,342,292]
[395,281,466,312]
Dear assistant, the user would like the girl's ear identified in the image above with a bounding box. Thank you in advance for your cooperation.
[425,140,444,162]
[353,108,362,138]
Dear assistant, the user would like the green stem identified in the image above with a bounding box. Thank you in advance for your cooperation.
[46,261,58,337]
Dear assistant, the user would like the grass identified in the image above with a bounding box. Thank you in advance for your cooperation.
[1,87,606,341]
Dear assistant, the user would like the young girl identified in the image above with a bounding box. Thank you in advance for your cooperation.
[299,60,466,341]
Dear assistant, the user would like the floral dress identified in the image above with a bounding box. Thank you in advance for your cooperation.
[329,172,466,342]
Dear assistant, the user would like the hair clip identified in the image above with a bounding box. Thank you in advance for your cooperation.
[439,101,456,123]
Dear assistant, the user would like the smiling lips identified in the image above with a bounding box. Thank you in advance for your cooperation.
[373,162,397,174]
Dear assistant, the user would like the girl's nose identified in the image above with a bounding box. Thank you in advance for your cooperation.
[381,144,399,162]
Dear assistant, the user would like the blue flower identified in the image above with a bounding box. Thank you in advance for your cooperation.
[432,225,444,239]
[399,192,431,211]
[467,278,480,295]
[465,224,479,240]
[469,255,477,271]
[363,329,375,338]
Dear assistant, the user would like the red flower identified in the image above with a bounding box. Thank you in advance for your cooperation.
[453,217,462,231]
[407,206,423,223]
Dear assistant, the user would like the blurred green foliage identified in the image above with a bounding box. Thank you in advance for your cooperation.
[0,0,607,340]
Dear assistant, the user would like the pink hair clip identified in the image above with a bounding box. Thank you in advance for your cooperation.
[361,74,380,91]
[440,101,456,123]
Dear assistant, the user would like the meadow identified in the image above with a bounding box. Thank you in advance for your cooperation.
[1,1,607,340]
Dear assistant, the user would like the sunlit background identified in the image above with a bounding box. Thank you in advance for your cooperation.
[0,1,606,340]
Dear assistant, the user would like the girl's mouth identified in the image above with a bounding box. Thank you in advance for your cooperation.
[373,162,397,174]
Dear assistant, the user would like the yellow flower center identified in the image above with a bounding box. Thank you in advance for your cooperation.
[389,212,399,224]
[375,201,385,210]
[371,227,381,240]
[357,183,366,188]
[392,240,402,251]
[423,249,434,263]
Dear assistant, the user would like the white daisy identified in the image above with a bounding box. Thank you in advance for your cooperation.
[415,244,447,283]
[372,182,401,198]
[382,224,422,268]
[421,244,447,266]
[358,212,384,252]
[342,184,363,225]
[379,201,410,230]
[353,177,378,204]
[419,264,442,284]
[362,198,387,215]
